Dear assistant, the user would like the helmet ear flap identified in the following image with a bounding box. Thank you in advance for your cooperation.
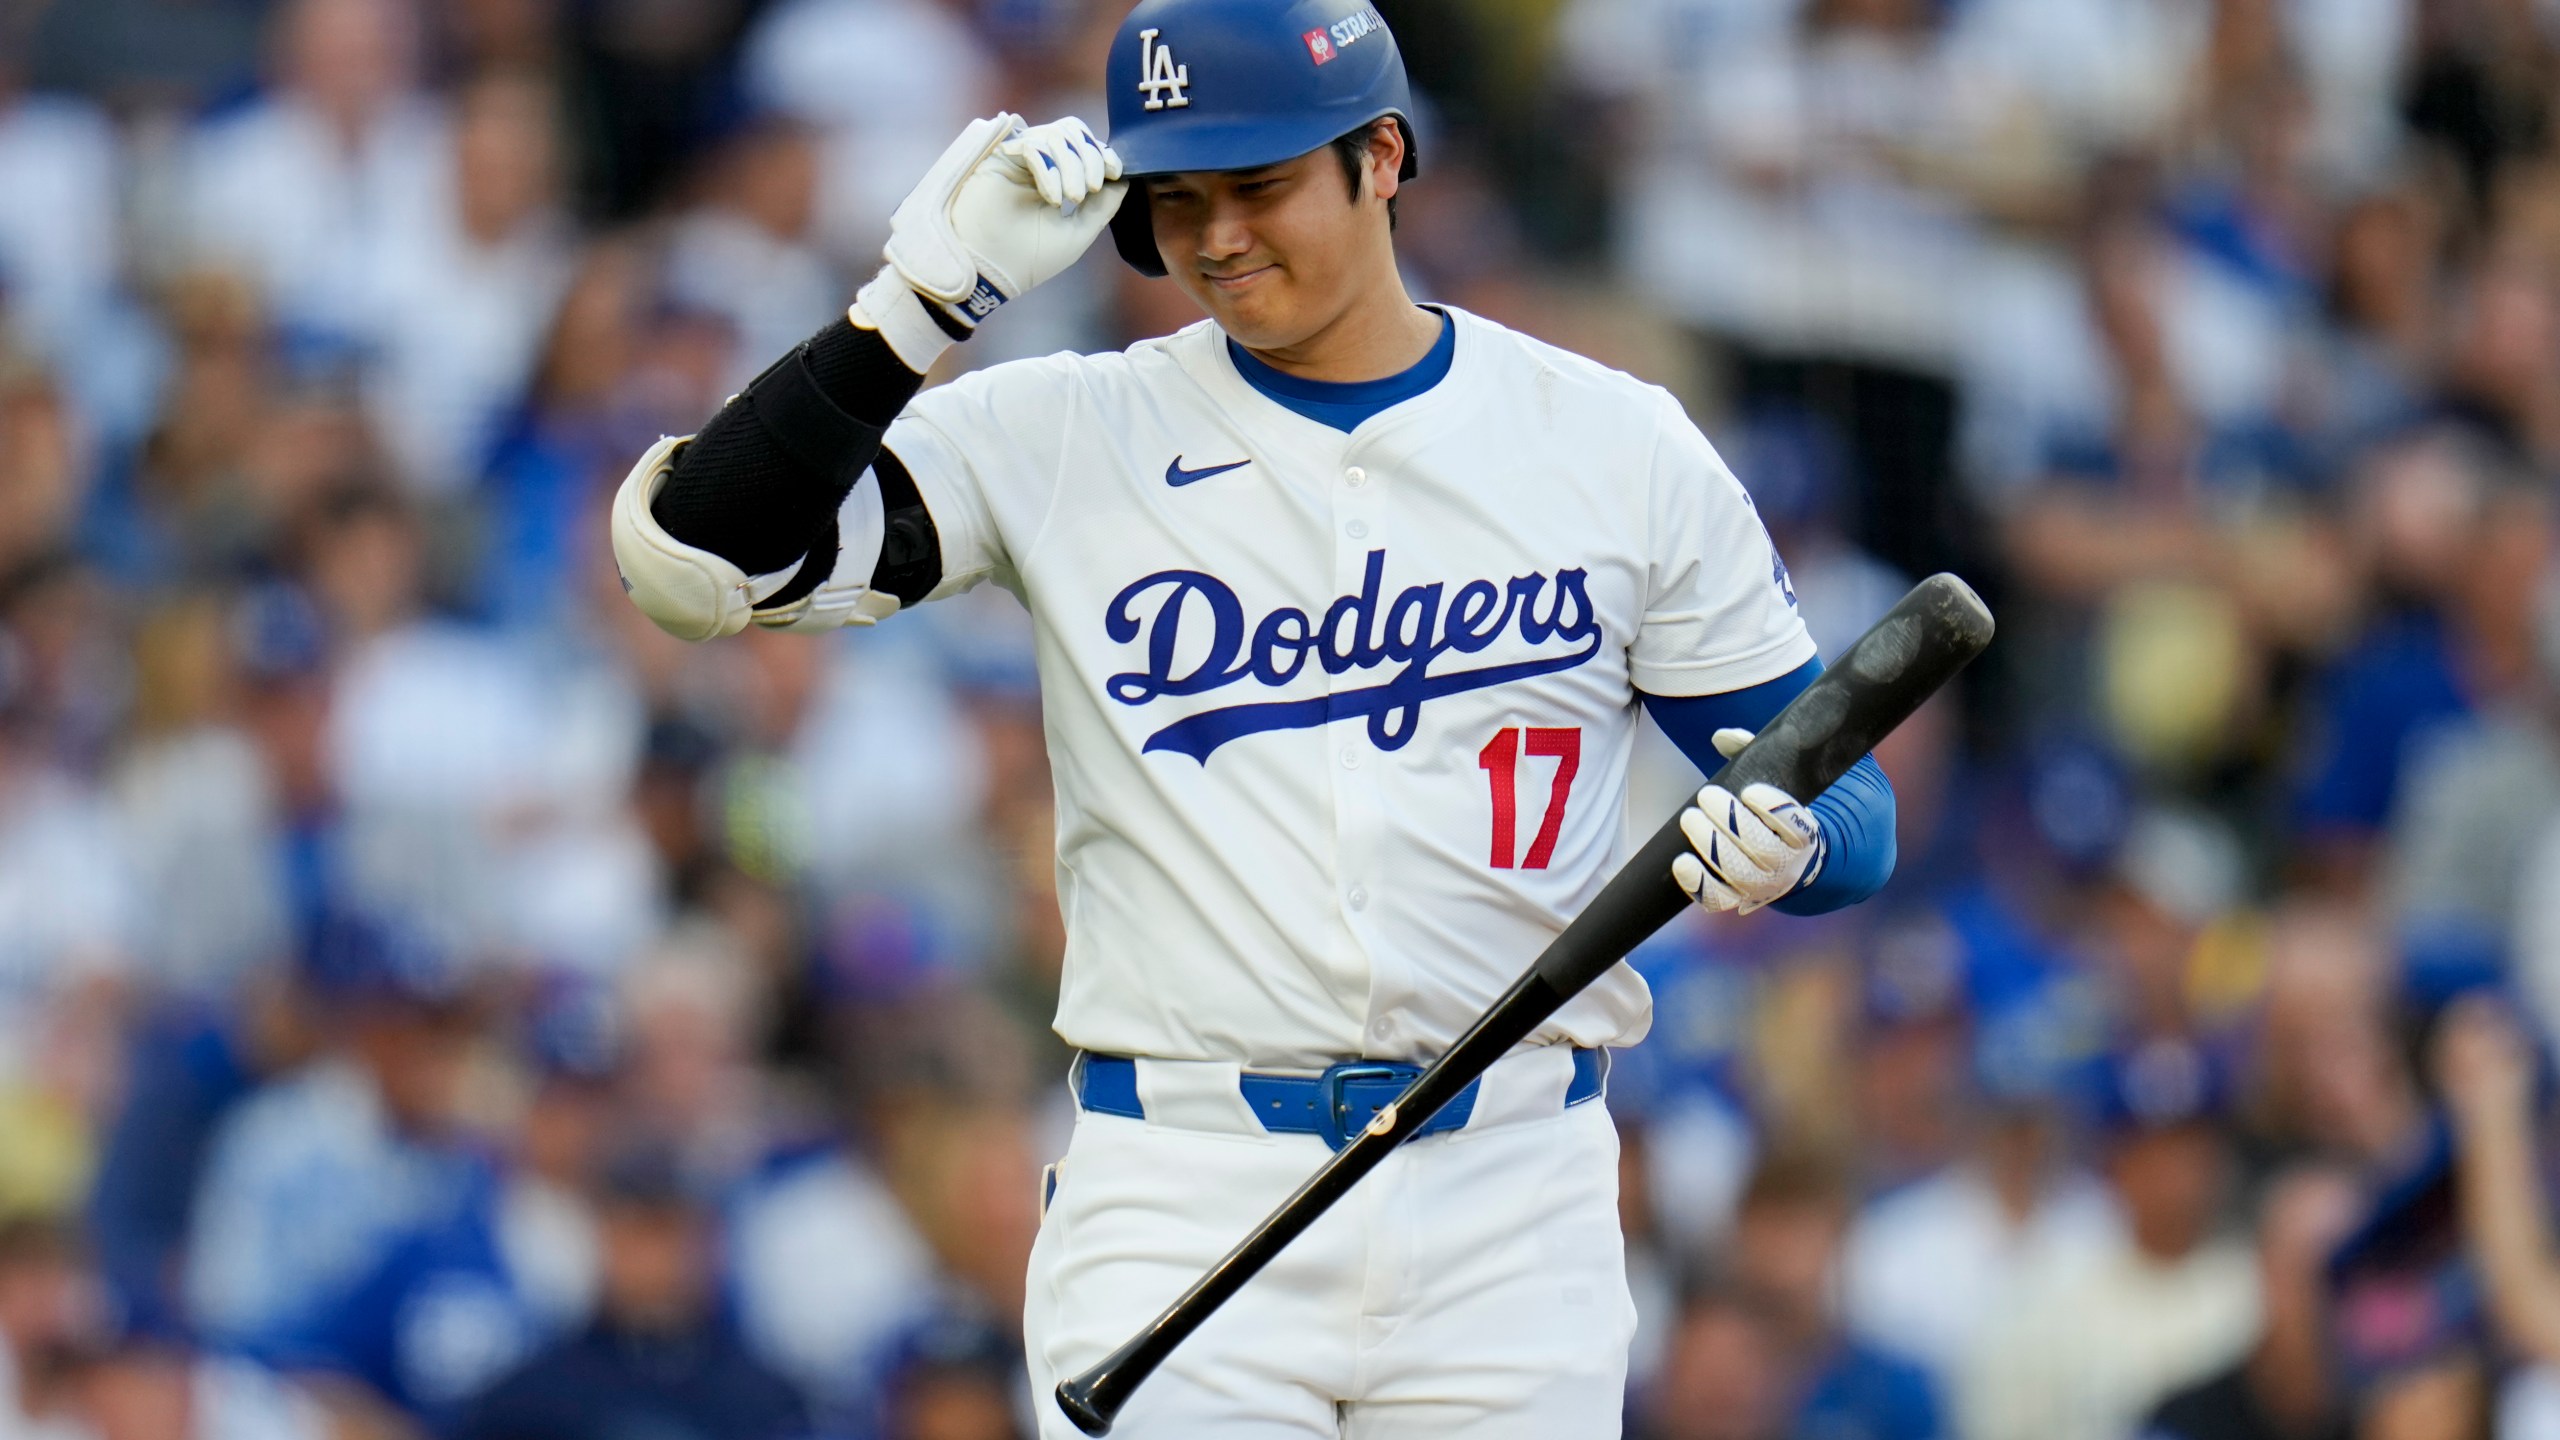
[1111,182,1168,277]
[1393,115,1419,181]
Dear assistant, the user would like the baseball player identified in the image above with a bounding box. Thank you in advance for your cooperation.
[610,0,1898,1432]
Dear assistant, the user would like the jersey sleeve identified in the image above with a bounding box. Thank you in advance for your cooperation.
[880,352,1086,601]
[1628,394,1819,696]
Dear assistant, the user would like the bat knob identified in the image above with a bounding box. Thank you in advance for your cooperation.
[1055,1378,1117,1436]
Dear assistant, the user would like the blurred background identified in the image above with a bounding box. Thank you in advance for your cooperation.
[5,0,2560,1436]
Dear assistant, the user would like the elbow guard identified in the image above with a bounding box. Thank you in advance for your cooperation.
[647,320,898,576]
[610,435,901,640]
[614,312,931,641]
[611,435,797,641]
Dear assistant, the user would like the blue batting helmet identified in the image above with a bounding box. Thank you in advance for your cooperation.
[1103,0,1419,275]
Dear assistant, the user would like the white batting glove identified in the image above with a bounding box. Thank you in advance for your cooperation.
[1671,728,1823,915]
[852,113,1125,370]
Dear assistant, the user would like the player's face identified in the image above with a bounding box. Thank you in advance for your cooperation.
[1146,127,1405,351]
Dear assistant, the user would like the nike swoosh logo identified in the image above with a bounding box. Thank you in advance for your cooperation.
[1165,456,1252,487]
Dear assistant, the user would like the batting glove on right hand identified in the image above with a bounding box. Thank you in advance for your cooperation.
[1671,728,1823,915]
[854,113,1124,368]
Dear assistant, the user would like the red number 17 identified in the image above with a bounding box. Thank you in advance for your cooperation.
[1478,726,1582,869]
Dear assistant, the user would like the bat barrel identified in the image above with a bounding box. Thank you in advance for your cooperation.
[1528,572,1991,997]
[1717,571,1993,799]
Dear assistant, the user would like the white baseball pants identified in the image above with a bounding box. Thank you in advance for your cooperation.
[1023,1048,1636,1438]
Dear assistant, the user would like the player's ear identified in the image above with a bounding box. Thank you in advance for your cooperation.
[1368,120,1405,202]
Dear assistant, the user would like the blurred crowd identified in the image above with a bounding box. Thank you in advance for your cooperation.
[4,0,2560,1437]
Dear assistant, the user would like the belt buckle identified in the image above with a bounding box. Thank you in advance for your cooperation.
[1316,1061,1413,1151]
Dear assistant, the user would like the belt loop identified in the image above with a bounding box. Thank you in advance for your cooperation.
[1463,1044,1576,1132]
[1131,1057,1259,1134]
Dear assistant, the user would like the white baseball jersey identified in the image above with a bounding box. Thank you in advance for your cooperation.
[883,306,1813,1069]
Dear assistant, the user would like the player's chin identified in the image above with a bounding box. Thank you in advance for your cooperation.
[1200,281,1302,347]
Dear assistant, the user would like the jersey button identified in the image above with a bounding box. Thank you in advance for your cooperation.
[1345,466,1367,487]
[1348,886,1369,911]
[1368,1016,1394,1041]
[1339,747,1361,769]
[1347,519,1370,539]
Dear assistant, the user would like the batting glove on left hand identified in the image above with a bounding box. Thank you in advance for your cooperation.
[854,113,1124,368]
[1672,728,1823,914]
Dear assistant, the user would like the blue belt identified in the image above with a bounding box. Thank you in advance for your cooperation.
[1075,1049,1607,1151]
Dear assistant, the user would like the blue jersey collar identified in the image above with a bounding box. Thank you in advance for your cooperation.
[1224,308,1455,434]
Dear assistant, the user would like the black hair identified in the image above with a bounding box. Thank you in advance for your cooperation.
[1329,120,1401,229]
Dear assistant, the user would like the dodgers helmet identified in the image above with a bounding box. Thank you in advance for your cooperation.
[1103,0,1419,276]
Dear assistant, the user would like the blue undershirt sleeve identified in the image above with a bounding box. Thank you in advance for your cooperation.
[1639,657,1898,915]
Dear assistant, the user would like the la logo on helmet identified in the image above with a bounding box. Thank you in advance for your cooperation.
[1137,28,1191,110]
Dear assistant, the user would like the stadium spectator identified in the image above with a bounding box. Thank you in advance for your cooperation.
[2243,904,2426,1167]
[459,1144,814,1440]
[0,1219,95,1437]
[365,67,577,497]
[83,974,312,1337]
[491,992,612,1335]
[738,0,999,264]
[2438,995,2560,1372]
[0,65,135,441]
[2141,1164,2364,1440]
[2293,428,2551,885]
[1728,1150,1946,1440]
[1959,1040,2261,1440]
[874,1315,1025,1440]
[51,1308,383,1440]
[178,0,447,352]
[1641,1281,1792,1440]
[661,113,841,396]
[729,1128,940,1433]
[1842,1032,2121,1386]
[181,915,524,1388]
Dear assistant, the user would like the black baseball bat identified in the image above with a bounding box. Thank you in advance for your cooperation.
[1054,573,1995,1435]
